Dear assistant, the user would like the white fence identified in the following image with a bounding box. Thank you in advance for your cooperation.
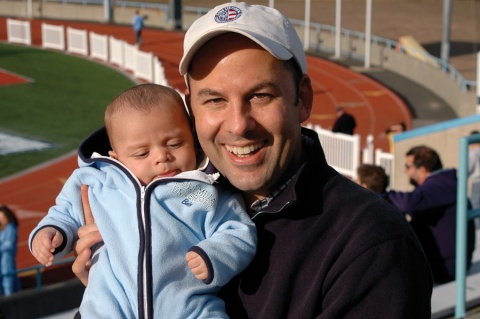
[6,18,31,45]
[5,19,170,86]
[89,31,108,62]
[41,23,64,51]
[304,123,394,183]
[375,149,395,190]
[4,18,394,184]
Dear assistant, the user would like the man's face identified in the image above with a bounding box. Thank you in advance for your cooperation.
[186,34,312,204]
[404,155,420,187]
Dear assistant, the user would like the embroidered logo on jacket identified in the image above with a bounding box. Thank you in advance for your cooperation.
[172,182,216,210]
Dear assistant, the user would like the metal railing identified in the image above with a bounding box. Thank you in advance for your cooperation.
[0,256,75,292]
[456,134,480,318]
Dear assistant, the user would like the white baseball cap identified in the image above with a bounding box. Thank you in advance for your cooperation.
[179,2,307,76]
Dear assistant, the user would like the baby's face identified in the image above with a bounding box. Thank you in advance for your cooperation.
[109,105,197,185]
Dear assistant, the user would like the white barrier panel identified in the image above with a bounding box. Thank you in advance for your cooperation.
[135,50,154,82]
[109,37,124,67]
[375,148,394,189]
[154,57,168,86]
[6,19,31,45]
[304,123,360,180]
[123,43,136,72]
[67,27,88,56]
[89,32,108,62]
[362,134,374,164]
[41,23,65,51]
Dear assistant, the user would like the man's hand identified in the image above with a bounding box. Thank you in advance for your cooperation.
[72,185,102,286]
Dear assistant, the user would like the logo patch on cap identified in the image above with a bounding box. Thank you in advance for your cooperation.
[214,6,242,23]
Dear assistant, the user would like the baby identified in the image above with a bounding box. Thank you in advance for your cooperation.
[29,83,257,318]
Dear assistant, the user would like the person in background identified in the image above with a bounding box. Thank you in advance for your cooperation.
[29,84,256,318]
[132,10,145,45]
[73,3,433,317]
[0,205,21,296]
[356,163,392,204]
[388,145,476,284]
[332,106,356,135]
[386,122,407,153]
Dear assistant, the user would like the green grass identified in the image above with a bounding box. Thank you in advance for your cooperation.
[0,42,136,178]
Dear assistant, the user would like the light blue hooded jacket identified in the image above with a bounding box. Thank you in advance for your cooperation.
[29,128,257,319]
[0,222,21,295]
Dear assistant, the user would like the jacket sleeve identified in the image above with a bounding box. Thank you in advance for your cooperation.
[387,190,416,214]
[191,192,257,287]
[28,169,87,261]
[0,225,19,295]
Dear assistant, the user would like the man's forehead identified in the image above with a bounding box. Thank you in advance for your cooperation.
[191,33,265,66]
[188,35,278,84]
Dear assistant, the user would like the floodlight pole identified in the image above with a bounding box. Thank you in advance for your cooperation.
[103,0,112,23]
[477,52,480,114]
[441,0,452,63]
[364,0,372,68]
[169,0,182,30]
[27,0,32,18]
[334,0,341,59]
[304,0,311,51]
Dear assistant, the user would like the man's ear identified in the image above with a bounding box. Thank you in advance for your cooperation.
[108,150,117,159]
[298,74,313,123]
[184,88,194,120]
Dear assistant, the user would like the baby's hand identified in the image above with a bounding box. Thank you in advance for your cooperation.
[186,251,208,281]
[31,227,64,267]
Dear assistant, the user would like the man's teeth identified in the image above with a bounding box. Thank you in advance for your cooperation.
[226,143,262,155]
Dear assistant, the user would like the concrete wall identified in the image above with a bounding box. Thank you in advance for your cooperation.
[313,26,477,118]
[0,1,172,29]
[383,49,476,118]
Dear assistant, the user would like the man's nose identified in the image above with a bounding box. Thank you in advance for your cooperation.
[224,102,256,135]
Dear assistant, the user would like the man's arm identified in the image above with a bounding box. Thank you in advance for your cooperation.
[71,185,103,286]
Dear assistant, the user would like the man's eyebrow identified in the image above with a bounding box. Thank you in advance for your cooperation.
[195,82,280,99]
[195,88,221,98]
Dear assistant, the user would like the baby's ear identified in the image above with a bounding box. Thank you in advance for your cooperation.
[108,150,117,159]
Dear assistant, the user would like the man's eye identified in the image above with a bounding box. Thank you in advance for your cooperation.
[208,98,224,105]
[251,93,272,103]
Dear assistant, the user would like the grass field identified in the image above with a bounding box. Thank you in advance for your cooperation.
[0,42,136,178]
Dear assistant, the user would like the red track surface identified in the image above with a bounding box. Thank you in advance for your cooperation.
[0,69,30,85]
[0,17,411,271]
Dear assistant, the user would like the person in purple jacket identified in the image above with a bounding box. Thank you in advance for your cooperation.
[388,145,476,284]
[72,2,433,317]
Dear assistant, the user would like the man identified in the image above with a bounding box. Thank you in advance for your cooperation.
[132,10,144,45]
[74,3,433,317]
[332,106,356,135]
[388,145,476,284]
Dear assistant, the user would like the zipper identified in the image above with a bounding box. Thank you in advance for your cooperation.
[140,185,149,319]
[251,201,293,221]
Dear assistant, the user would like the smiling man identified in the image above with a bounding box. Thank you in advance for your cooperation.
[73,3,433,318]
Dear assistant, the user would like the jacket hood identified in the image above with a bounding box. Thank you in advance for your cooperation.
[78,127,111,164]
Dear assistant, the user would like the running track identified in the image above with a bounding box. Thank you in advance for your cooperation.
[0,18,411,270]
